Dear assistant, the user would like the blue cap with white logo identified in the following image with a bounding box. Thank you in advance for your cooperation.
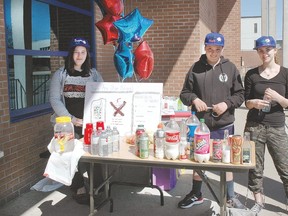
[254,36,276,50]
[69,37,90,49]
[204,32,224,47]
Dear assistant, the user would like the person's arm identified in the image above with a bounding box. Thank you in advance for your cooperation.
[179,67,198,107]
[91,68,104,82]
[265,87,288,108]
[49,68,72,117]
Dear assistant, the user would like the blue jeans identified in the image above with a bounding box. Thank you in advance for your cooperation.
[210,124,234,139]
[245,121,288,198]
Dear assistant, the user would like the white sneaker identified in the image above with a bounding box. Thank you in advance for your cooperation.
[250,202,264,214]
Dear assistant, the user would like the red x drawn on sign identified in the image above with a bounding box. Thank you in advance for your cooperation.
[110,101,126,116]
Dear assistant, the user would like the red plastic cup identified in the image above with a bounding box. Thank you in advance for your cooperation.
[96,121,105,130]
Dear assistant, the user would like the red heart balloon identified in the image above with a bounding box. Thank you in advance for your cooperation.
[95,14,121,45]
[134,41,154,79]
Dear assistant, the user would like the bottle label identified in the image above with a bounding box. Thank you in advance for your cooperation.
[242,148,251,164]
[165,131,180,143]
[194,133,210,154]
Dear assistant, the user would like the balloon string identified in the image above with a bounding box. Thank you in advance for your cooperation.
[134,72,138,82]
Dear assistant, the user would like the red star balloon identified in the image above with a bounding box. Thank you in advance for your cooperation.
[100,0,124,16]
[95,14,121,45]
[134,41,154,80]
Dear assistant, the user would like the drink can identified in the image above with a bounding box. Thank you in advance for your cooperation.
[135,125,145,156]
[231,135,242,164]
[139,132,149,159]
[212,139,222,162]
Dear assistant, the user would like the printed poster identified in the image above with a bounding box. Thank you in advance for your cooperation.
[83,82,163,135]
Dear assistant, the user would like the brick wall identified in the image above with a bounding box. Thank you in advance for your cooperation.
[96,0,241,96]
[217,0,241,67]
[0,0,241,206]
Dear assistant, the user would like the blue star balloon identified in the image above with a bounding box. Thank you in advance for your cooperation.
[113,8,154,43]
[114,42,134,80]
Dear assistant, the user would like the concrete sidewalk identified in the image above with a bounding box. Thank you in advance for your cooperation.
[0,164,287,216]
[1,108,287,216]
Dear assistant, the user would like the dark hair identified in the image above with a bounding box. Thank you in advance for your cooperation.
[64,46,91,77]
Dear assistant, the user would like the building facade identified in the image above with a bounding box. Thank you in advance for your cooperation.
[0,0,241,205]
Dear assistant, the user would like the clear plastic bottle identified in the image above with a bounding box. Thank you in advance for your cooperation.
[186,111,200,160]
[155,129,165,159]
[106,126,113,155]
[164,117,180,160]
[53,116,75,153]
[194,118,210,163]
[164,118,180,143]
[99,131,108,157]
[179,119,188,160]
[262,95,271,112]
[91,127,103,155]
[222,129,231,163]
[112,126,120,152]
[242,132,252,164]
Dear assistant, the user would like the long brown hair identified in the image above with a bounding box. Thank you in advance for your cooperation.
[64,46,91,77]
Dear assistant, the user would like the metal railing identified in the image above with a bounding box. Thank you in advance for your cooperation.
[9,74,51,110]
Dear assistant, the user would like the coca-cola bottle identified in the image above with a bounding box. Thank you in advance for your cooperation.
[194,118,210,163]
[164,117,180,160]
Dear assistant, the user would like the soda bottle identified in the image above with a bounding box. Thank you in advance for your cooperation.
[186,111,200,160]
[135,125,145,156]
[164,117,180,160]
[112,126,120,152]
[194,118,210,163]
[139,132,149,159]
[164,117,180,143]
[242,132,252,164]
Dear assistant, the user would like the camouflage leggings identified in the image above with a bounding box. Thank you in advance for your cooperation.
[245,122,288,198]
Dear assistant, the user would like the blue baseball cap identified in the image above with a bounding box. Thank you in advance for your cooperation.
[204,32,224,47]
[69,37,90,49]
[254,36,276,50]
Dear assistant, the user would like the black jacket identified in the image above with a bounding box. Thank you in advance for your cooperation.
[180,54,244,130]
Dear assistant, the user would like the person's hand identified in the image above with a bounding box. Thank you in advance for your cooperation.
[193,98,209,112]
[212,102,228,117]
[264,88,281,102]
[248,99,270,110]
[72,117,83,127]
